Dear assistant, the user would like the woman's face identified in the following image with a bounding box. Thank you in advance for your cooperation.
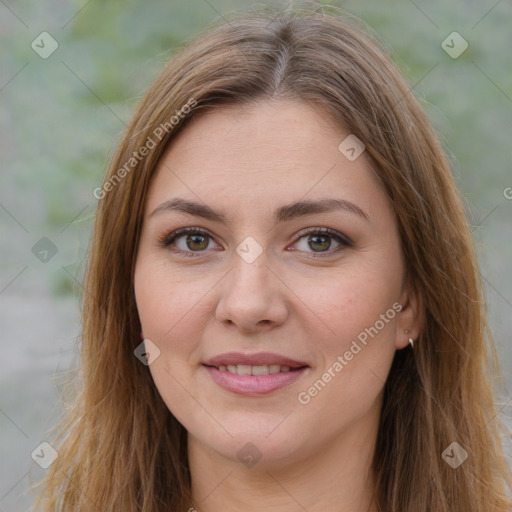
[134,99,419,468]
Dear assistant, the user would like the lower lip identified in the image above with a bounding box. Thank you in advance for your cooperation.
[203,365,308,396]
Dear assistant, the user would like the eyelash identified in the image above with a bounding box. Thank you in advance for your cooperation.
[158,226,353,258]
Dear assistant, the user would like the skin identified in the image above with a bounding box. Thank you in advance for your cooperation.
[134,99,420,512]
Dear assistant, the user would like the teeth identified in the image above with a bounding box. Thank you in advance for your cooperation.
[217,364,293,375]
[237,364,252,375]
[251,365,269,375]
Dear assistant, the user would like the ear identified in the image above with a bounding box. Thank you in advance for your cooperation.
[395,283,422,350]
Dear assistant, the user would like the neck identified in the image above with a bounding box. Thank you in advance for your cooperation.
[187,408,380,512]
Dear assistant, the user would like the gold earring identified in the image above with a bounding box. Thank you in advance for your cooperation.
[409,338,414,348]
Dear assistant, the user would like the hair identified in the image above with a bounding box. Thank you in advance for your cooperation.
[35,6,511,512]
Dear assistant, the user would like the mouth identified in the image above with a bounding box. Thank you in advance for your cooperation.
[205,363,304,375]
[202,352,310,396]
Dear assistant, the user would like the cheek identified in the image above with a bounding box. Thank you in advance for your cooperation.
[292,266,400,406]
[134,258,214,349]
[134,260,211,424]
[293,265,399,344]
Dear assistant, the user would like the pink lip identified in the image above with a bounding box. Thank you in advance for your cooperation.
[203,351,308,368]
[203,366,308,396]
[202,352,310,396]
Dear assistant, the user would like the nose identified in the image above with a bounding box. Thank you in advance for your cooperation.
[215,252,289,334]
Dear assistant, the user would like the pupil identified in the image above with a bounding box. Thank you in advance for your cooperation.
[188,234,208,250]
[309,235,330,252]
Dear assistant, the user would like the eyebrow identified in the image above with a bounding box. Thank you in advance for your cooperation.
[150,197,370,223]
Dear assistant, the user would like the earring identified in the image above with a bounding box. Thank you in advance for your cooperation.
[404,330,414,349]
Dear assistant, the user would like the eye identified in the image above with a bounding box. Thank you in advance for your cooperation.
[290,227,352,257]
[160,227,219,256]
[159,226,352,258]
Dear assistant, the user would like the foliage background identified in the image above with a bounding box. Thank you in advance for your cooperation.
[0,0,511,509]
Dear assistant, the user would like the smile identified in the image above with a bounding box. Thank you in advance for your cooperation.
[214,364,293,375]
[202,352,310,396]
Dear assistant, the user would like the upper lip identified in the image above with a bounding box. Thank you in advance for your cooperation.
[203,352,309,368]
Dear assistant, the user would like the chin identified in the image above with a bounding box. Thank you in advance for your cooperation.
[189,419,312,470]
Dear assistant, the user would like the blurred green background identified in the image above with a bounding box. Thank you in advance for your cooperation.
[1,0,511,510]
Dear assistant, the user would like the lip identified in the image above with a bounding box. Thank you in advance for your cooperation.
[203,366,308,396]
[203,351,308,368]
[202,352,310,396]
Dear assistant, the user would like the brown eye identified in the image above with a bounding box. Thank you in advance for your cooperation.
[162,228,217,255]
[185,233,209,251]
[308,234,332,252]
[292,227,352,257]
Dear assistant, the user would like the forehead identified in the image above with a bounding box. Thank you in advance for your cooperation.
[145,99,388,223]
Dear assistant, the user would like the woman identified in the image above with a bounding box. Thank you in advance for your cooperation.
[36,7,511,512]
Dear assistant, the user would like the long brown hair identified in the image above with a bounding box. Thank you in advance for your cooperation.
[35,7,511,511]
